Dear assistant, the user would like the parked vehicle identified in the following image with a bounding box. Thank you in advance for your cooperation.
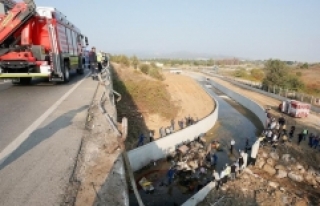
[279,100,311,118]
[0,0,88,84]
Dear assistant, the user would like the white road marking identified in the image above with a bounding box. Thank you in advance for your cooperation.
[0,73,91,165]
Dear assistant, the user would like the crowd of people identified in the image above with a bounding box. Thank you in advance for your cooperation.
[261,112,320,151]
[139,109,319,192]
[136,116,199,147]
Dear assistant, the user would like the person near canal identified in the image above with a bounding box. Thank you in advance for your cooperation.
[230,162,237,180]
[170,119,175,131]
[302,128,309,141]
[238,151,244,174]
[167,167,176,185]
[225,163,231,179]
[219,170,225,186]
[212,170,220,190]
[89,46,98,80]
[222,165,229,184]
[312,136,319,149]
[211,153,218,167]
[308,133,315,147]
[289,126,295,141]
[230,139,235,154]
[137,133,145,147]
[149,130,154,142]
[298,132,304,145]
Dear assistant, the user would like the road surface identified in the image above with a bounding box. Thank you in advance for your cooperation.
[0,70,97,205]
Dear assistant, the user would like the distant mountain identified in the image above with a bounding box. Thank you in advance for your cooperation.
[136,51,234,60]
[110,50,237,60]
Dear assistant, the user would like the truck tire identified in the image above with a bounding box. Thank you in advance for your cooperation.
[77,68,84,75]
[63,61,70,83]
[12,77,32,85]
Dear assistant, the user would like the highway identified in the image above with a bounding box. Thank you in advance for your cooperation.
[0,69,97,205]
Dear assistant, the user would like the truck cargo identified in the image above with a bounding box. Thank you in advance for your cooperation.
[279,100,311,118]
[0,0,89,84]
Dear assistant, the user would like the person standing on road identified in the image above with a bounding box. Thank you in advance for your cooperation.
[97,50,103,73]
[89,47,98,80]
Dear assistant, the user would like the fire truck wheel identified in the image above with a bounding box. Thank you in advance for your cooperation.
[19,77,32,85]
[77,68,84,75]
[63,62,70,83]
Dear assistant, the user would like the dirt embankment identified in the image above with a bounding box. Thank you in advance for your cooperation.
[112,64,214,150]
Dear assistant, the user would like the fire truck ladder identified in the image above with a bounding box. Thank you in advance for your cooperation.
[47,22,62,78]
[0,0,36,45]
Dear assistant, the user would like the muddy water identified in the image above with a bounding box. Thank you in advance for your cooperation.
[128,80,264,206]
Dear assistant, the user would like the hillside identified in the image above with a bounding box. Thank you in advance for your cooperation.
[111,63,214,150]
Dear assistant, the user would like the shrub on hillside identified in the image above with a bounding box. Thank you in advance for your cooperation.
[139,64,150,74]
[148,67,165,81]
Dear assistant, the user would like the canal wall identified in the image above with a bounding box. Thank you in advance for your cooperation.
[182,73,267,206]
[207,78,267,127]
[127,92,219,172]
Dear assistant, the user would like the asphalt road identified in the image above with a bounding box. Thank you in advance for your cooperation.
[0,69,98,205]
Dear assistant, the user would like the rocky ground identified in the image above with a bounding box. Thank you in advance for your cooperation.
[198,145,320,206]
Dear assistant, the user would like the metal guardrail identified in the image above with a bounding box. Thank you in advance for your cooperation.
[97,63,144,206]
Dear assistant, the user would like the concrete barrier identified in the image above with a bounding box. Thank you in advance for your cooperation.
[181,182,216,206]
[207,78,267,127]
[127,94,219,172]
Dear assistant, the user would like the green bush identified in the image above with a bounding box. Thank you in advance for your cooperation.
[139,64,150,74]
[262,59,305,90]
[148,67,164,80]
[233,68,247,77]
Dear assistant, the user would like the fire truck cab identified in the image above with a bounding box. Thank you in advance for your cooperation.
[0,0,89,84]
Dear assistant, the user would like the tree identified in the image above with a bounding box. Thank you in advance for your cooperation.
[262,59,289,87]
[250,68,264,81]
[262,59,305,90]
[301,63,309,69]
[233,68,247,77]
[131,56,139,69]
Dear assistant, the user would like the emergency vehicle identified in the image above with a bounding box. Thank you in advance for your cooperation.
[279,100,311,118]
[0,0,89,84]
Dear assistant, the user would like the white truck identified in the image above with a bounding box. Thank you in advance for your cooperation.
[279,100,311,118]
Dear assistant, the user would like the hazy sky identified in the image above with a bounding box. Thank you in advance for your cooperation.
[37,0,320,62]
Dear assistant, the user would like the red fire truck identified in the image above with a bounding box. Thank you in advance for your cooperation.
[279,100,311,118]
[0,0,89,84]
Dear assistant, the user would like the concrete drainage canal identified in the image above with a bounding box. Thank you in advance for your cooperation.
[128,80,264,206]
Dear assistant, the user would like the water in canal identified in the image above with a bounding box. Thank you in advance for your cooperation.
[128,80,264,206]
